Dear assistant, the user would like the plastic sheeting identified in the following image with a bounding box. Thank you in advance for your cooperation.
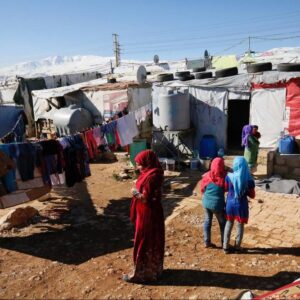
[286,78,300,137]
[0,105,24,138]
[250,88,286,148]
[189,87,228,149]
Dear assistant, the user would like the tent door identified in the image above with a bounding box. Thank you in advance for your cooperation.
[227,99,250,150]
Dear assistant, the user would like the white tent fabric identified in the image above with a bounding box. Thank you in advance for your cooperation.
[189,87,228,149]
[32,78,106,99]
[250,88,286,148]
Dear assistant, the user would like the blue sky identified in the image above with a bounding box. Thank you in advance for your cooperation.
[1,0,300,67]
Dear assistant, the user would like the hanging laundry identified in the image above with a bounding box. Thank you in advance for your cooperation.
[92,127,101,146]
[85,129,98,160]
[0,144,17,193]
[16,143,36,181]
[116,112,139,146]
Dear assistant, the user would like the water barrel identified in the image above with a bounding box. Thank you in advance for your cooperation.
[53,105,93,136]
[279,136,295,154]
[158,89,190,131]
[199,135,218,158]
[130,139,147,166]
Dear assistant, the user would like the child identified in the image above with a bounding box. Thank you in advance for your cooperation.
[223,156,255,254]
[242,124,260,174]
[200,157,227,248]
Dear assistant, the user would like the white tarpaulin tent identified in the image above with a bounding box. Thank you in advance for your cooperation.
[153,71,300,149]
[189,87,228,149]
[250,88,286,148]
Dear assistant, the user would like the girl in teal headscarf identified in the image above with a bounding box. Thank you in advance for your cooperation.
[223,156,256,254]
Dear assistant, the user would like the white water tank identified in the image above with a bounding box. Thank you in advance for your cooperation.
[158,89,190,131]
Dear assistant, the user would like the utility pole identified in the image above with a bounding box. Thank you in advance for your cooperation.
[248,36,251,54]
[112,33,121,67]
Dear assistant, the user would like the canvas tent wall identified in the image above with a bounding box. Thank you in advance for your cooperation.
[251,72,300,147]
[0,78,19,104]
[12,72,101,136]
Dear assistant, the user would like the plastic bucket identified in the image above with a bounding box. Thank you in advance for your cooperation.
[190,158,199,170]
[166,159,175,171]
[130,139,147,166]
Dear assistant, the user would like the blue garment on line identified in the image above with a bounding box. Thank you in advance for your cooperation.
[0,144,17,192]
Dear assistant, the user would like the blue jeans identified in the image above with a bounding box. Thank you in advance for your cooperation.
[223,220,244,249]
[203,208,226,246]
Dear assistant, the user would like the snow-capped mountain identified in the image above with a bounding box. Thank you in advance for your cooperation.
[1,47,300,82]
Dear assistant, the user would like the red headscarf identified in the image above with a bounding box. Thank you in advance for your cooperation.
[200,157,226,193]
[135,150,163,191]
[130,150,163,223]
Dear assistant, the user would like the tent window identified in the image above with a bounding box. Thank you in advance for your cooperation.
[227,100,250,150]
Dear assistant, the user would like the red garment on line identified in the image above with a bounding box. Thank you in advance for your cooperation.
[129,150,165,282]
[85,130,98,160]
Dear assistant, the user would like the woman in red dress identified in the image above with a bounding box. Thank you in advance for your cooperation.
[123,150,165,283]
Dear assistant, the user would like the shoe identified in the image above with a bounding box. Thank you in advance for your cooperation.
[223,247,234,254]
[234,246,245,253]
[223,248,230,254]
[205,243,216,248]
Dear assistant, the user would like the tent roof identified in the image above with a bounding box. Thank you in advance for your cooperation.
[155,71,300,91]
[32,78,107,99]
[32,78,152,100]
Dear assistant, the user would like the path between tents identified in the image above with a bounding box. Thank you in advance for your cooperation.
[0,158,299,299]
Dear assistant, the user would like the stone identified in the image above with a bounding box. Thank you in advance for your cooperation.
[107,268,115,275]
[118,172,130,179]
[0,206,39,231]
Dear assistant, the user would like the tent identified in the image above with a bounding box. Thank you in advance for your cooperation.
[0,71,101,137]
[153,70,300,150]
[32,80,153,140]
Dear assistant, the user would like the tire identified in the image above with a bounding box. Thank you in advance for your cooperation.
[175,71,190,77]
[194,72,213,79]
[107,78,117,83]
[247,62,272,73]
[193,67,206,72]
[215,67,238,78]
[157,73,174,82]
[277,63,300,72]
[178,74,195,81]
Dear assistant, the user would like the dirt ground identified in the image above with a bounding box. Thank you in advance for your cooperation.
[0,153,300,299]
